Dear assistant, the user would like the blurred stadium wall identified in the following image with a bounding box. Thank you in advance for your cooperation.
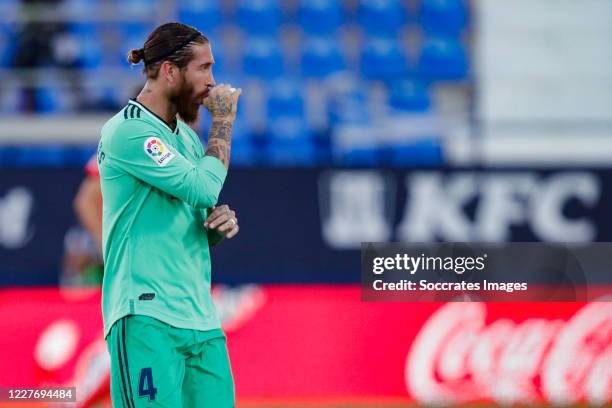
[0,0,610,407]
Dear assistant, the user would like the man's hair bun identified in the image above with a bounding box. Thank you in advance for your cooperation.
[127,48,144,64]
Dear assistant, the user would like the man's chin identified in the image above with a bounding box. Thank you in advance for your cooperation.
[178,107,199,124]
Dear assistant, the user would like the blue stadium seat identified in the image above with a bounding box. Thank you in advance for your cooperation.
[178,0,222,30]
[237,0,282,35]
[0,84,22,114]
[35,84,75,114]
[337,147,381,166]
[231,140,256,165]
[0,0,19,8]
[114,0,157,37]
[267,117,316,165]
[242,37,284,79]
[266,80,315,165]
[74,32,103,69]
[420,0,468,35]
[301,36,345,79]
[81,74,117,110]
[387,139,443,166]
[210,63,242,90]
[117,20,156,39]
[0,23,15,68]
[61,0,99,16]
[117,0,158,18]
[267,79,304,119]
[298,0,343,34]
[328,86,370,126]
[268,142,317,165]
[360,37,409,82]
[418,36,468,80]
[358,0,406,37]
[108,77,142,108]
[389,80,431,112]
[227,114,256,165]
[119,29,150,67]
[329,94,382,165]
[0,1,18,25]
[66,19,99,37]
[63,22,104,68]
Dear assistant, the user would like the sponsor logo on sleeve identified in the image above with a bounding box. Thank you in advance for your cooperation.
[144,137,175,167]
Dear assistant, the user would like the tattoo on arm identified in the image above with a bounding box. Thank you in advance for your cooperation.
[213,94,233,117]
[205,119,233,168]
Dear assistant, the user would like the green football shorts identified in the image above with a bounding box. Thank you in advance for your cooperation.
[105,314,234,407]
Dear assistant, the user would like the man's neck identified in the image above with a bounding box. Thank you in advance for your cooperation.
[136,85,178,130]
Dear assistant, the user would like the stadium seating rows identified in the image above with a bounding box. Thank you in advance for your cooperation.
[0,0,468,166]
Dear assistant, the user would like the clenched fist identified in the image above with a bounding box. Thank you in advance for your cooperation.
[204,204,239,241]
[203,84,242,122]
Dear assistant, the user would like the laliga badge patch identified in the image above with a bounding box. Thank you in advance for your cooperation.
[144,137,175,167]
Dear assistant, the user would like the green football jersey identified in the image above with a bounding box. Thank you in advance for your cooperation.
[97,99,227,338]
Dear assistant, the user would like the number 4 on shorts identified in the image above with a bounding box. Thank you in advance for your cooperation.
[138,367,158,401]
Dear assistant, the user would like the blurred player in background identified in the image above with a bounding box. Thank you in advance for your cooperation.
[97,22,241,407]
[61,154,104,287]
[75,154,103,247]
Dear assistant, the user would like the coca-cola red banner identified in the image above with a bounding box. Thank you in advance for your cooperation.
[0,286,610,406]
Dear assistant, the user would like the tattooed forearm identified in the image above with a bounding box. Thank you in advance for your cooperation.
[206,141,228,165]
[206,144,222,159]
[209,120,233,143]
[205,119,233,168]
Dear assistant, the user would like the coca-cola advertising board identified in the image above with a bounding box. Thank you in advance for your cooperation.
[0,286,609,406]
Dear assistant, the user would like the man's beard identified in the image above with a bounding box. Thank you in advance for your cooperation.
[171,78,199,124]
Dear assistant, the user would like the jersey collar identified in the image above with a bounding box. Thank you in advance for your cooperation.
[128,98,179,135]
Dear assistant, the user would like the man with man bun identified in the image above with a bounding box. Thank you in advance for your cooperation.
[97,22,241,407]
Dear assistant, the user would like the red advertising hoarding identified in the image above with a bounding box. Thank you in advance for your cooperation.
[0,286,609,406]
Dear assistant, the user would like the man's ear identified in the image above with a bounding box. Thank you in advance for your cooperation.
[161,61,177,83]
